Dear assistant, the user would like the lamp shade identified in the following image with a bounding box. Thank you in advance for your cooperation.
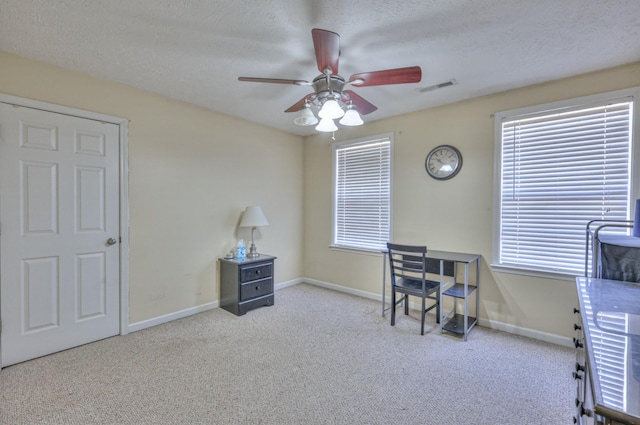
[318,98,345,119]
[240,206,269,227]
[293,106,318,126]
[339,107,363,126]
[315,117,338,132]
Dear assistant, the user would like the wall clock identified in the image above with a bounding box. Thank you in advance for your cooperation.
[425,145,463,180]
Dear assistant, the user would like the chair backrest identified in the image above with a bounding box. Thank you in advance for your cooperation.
[387,243,428,287]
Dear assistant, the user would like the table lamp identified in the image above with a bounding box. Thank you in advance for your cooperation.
[239,206,269,258]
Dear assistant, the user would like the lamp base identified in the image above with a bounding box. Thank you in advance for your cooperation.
[247,244,260,258]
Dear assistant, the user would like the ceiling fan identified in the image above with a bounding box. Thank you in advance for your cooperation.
[238,28,422,132]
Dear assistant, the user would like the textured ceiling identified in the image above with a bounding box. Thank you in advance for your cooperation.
[1,0,639,136]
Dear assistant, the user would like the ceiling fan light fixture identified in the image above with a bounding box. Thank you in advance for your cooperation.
[339,105,363,126]
[238,29,422,135]
[318,98,345,119]
[293,104,318,126]
[315,117,338,132]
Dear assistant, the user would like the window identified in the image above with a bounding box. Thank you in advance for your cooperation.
[494,89,638,276]
[332,133,393,251]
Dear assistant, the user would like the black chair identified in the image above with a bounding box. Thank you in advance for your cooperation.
[387,243,441,335]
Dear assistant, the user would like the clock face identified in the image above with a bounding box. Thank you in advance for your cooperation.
[425,145,462,180]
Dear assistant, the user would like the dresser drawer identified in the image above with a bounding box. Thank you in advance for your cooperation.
[240,262,273,283]
[240,277,273,301]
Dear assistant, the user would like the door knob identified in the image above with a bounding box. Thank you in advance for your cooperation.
[107,237,117,245]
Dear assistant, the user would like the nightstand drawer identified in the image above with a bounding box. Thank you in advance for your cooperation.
[238,294,274,315]
[240,277,273,301]
[240,262,272,283]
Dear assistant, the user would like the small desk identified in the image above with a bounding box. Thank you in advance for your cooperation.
[381,249,480,341]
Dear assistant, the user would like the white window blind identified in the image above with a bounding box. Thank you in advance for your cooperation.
[333,135,392,251]
[498,99,633,275]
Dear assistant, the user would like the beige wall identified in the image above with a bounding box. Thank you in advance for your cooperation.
[2,48,639,341]
[0,51,304,324]
[304,62,640,340]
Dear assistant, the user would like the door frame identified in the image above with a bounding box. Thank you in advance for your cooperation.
[0,93,130,367]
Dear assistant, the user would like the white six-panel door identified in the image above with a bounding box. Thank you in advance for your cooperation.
[0,103,120,367]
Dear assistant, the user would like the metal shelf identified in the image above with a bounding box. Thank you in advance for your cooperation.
[443,314,477,335]
[442,283,476,299]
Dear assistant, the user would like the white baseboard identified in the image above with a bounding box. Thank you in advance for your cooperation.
[275,277,304,291]
[127,277,574,348]
[477,318,573,347]
[128,301,218,333]
[128,278,303,333]
[302,278,383,302]
[302,278,573,347]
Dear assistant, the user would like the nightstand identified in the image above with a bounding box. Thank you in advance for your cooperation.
[218,255,276,316]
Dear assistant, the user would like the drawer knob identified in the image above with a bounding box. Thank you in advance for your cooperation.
[256,270,261,275]
[573,307,580,314]
[255,286,260,291]
[573,337,583,349]
[574,323,582,331]
[572,372,582,381]
[575,362,585,373]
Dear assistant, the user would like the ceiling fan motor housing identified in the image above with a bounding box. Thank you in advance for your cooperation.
[312,74,346,105]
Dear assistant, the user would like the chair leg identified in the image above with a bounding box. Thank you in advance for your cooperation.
[404,295,409,315]
[391,290,396,326]
[421,296,426,335]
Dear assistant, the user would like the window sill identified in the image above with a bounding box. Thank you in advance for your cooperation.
[329,245,384,256]
[490,264,578,282]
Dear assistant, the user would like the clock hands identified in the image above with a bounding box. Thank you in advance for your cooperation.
[425,145,462,180]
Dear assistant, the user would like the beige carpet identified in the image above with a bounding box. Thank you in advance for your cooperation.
[0,283,574,424]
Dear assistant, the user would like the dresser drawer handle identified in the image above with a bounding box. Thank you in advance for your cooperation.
[573,337,583,349]
[580,405,592,417]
